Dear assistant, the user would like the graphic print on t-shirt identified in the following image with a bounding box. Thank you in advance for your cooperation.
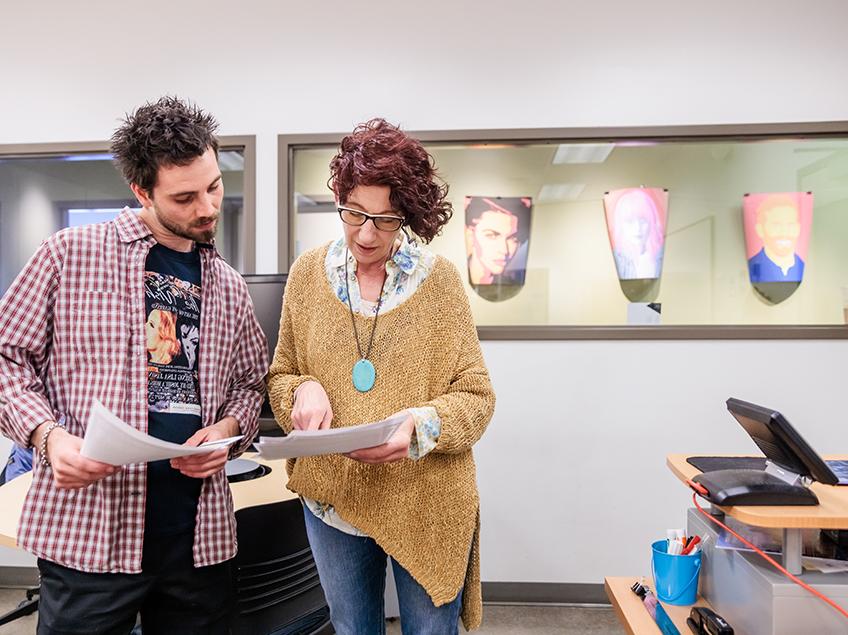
[145,272,202,416]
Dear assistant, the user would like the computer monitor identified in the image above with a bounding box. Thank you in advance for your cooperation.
[243,274,287,364]
[726,398,839,485]
[243,274,287,430]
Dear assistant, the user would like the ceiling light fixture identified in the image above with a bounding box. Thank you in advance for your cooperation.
[552,143,614,164]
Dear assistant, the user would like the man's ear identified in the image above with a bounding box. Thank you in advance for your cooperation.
[755,223,764,240]
[130,183,153,209]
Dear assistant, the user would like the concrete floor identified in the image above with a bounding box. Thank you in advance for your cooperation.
[477,604,624,634]
[0,588,625,634]
[387,604,625,634]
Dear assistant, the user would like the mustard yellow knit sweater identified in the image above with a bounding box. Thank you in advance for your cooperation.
[267,244,495,630]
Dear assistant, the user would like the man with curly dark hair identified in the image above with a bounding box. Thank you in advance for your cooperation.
[0,96,267,634]
[269,119,495,633]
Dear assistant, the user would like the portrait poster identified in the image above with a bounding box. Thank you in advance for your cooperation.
[603,187,669,281]
[464,196,532,302]
[743,192,813,285]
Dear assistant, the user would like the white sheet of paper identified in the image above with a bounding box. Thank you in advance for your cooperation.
[802,557,848,574]
[80,399,242,466]
[255,413,406,460]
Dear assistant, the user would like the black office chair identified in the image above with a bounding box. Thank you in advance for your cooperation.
[231,499,333,635]
[0,586,39,627]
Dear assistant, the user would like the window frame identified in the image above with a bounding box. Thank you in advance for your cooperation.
[0,136,257,273]
[279,122,848,340]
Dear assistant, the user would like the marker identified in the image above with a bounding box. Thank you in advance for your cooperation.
[631,580,681,635]
[682,536,701,555]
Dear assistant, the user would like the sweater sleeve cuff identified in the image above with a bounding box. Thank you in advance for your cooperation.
[272,375,320,433]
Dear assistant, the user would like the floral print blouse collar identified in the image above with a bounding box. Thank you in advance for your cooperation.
[326,232,421,276]
[325,232,435,315]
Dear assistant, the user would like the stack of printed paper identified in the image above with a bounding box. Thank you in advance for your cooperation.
[255,414,406,460]
[80,399,242,465]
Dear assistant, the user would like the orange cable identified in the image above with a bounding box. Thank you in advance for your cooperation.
[690,491,848,621]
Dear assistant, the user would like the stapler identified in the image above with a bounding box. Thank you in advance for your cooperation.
[687,606,733,635]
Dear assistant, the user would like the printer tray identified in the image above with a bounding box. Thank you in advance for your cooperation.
[687,456,765,473]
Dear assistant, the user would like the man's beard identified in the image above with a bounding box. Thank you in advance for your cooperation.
[155,205,218,244]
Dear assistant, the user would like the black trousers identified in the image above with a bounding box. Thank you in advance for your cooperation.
[37,532,234,635]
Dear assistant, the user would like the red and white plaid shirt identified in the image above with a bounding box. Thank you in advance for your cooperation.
[0,209,268,572]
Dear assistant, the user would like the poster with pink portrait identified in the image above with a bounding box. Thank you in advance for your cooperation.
[743,192,813,284]
[603,187,669,281]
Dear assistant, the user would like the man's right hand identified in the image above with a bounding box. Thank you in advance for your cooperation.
[291,381,333,431]
[33,424,118,489]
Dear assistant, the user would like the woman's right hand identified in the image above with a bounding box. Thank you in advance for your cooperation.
[291,381,333,431]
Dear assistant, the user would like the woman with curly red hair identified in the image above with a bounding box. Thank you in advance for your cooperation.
[145,308,181,365]
[268,119,495,633]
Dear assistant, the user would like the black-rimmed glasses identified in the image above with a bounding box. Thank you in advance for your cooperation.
[338,206,404,232]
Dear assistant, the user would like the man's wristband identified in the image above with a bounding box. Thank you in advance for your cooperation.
[39,416,66,468]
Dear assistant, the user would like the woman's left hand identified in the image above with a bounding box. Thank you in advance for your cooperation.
[346,411,415,464]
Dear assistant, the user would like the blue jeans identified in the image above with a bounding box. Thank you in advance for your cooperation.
[303,507,462,635]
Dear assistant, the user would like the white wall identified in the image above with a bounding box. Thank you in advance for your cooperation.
[476,339,848,582]
[1,0,848,583]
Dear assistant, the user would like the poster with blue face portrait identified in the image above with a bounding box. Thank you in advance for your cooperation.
[744,192,813,284]
[464,196,532,302]
[603,187,669,281]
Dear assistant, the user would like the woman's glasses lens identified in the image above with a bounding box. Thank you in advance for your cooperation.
[374,217,402,231]
[339,208,366,225]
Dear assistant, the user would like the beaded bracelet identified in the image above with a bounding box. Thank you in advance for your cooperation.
[39,415,66,467]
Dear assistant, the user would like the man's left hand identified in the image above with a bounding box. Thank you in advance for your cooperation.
[171,417,239,478]
[346,411,415,465]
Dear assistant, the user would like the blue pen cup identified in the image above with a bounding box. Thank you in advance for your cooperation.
[651,539,701,605]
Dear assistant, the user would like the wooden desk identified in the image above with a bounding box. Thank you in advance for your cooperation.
[667,453,848,574]
[0,469,32,548]
[230,454,296,510]
[605,576,713,635]
[0,453,295,549]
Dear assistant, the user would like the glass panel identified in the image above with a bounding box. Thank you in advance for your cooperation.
[216,148,246,272]
[291,136,848,327]
[65,208,124,227]
[0,147,247,295]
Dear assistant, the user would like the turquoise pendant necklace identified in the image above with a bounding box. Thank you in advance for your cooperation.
[344,251,389,392]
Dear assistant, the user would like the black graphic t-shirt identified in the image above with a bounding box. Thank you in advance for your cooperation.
[144,243,203,537]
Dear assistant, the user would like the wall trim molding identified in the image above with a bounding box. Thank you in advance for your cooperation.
[0,566,38,588]
[0,570,611,607]
[482,582,608,605]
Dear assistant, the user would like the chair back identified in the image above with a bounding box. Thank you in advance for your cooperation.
[231,499,332,635]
